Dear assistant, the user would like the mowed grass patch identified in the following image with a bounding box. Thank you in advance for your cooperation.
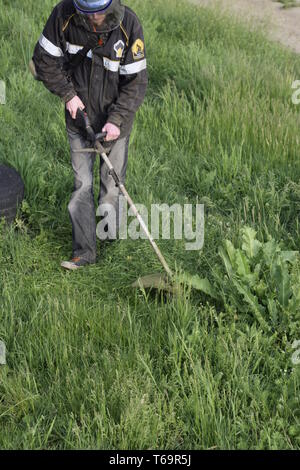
[0,0,299,449]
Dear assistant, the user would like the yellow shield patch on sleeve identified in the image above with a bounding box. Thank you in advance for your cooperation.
[132,39,145,61]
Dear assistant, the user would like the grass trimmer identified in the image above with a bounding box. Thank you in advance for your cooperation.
[76,109,176,293]
[75,110,217,297]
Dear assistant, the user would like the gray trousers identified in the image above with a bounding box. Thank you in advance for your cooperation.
[66,126,129,263]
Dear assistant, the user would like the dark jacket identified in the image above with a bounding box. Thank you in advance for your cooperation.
[32,0,148,137]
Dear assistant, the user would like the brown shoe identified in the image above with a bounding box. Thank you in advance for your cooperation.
[60,257,92,271]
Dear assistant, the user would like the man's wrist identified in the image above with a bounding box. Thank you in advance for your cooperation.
[107,115,122,129]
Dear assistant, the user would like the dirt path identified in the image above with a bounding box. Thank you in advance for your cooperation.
[189,0,300,54]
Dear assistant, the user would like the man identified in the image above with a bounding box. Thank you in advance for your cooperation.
[32,0,148,270]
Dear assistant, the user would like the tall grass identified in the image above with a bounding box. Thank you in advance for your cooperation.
[276,0,300,8]
[0,0,299,449]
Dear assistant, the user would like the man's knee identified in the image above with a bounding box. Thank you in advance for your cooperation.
[68,183,93,214]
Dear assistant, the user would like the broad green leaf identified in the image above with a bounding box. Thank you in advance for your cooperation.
[262,239,280,268]
[231,278,271,332]
[217,227,299,335]
[254,263,262,278]
[224,240,236,267]
[235,250,251,278]
[273,263,292,308]
[255,280,267,299]
[219,246,233,278]
[241,226,262,259]
[280,251,298,265]
[177,273,220,300]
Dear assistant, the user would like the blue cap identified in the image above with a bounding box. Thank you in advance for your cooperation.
[73,0,113,14]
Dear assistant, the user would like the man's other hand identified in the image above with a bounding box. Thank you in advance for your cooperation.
[102,122,120,142]
[66,96,85,119]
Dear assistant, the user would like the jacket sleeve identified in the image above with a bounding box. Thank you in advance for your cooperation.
[107,17,148,129]
[32,4,76,103]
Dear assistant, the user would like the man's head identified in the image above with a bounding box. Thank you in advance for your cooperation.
[73,0,124,32]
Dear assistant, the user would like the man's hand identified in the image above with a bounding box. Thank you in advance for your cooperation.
[102,122,120,142]
[66,96,85,119]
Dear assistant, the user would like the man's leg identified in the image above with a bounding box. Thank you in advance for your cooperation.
[98,135,130,240]
[65,127,97,264]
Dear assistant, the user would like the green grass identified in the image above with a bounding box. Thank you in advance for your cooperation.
[0,0,300,449]
[276,1,300,9]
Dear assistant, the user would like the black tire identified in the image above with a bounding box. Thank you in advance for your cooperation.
[0,165,25,224]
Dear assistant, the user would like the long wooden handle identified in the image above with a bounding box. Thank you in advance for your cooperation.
[94,142,173,279]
